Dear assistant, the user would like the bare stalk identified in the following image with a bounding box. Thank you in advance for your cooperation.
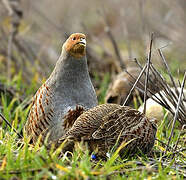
[98,9,125,69]
[0,113,23,138]
[143,33,154,114]
[123,64,147,106]
[165,72,186,154]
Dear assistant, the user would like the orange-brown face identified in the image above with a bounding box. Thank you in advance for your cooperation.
[65,33,86,59]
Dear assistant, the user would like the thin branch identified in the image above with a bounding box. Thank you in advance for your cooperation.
[155,138,172,151]
[158,49,177,89]
[172,125,186,159]
[150,64,185,122]
[99,9,125,69]
[2,0,22,81]
[177,79,186,110]
[7,29,14,82]
[133,58,156,89]
[0,113,23,138]
[0,82,24,102]
[1,0,14,15]
[124,68,168,109]
[133,58,143,69]
[158,49,185,110]
[165,72,186,154]
[122,64,147,106]
[143,33,153,114]
[1,168,42,174]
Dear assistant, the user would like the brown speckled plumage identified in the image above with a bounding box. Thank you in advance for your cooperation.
[57,103,157,157]
[105,67,159,105]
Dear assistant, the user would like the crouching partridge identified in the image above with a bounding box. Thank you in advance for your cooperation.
[24,33,98,143]
[57,103,157,157]
[105,66,159,106]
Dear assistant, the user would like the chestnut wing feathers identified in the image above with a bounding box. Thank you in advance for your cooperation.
[25,83,54,143]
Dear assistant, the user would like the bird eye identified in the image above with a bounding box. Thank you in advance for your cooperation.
[72,37,76,40]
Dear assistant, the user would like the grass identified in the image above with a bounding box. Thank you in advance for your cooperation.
[0,73,185,180]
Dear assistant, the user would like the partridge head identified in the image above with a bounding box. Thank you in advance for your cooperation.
[25,33,98,143]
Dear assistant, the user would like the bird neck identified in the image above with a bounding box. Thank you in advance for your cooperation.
[48,51,90,86]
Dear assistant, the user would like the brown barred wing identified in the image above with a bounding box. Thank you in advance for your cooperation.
[56,104,120,153]
[24,83,54,143]
[92,106,157,155]
[60,104,121,140]
[59,104,157,157]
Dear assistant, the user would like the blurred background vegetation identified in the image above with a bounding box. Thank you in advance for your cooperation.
[0,0,185,100]
[0,1,185,179]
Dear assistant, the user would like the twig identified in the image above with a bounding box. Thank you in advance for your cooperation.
[165,72,186,154]
[172,125,186,159]
[143,33,153,114]
[0,113,23,138]
[81,22,113,59]
[158,49,177,90]
[0,82,24,102]
[2,168,42,174]
[150,64,185,122]
[133,58,157,90]
[124,68,167,108]
[149,66,175,113]
[7,30,14,81]
[123,64,147,106]
[99,9,125,69]
[155,138,172,151]
[133,58,143,69]
[1,0,14,15]
[172,148,186,155]
[126,63,185,123]
[120,12,132,59]
[2,0,22,81]
[31,3,65,33]
[81,22,121,73]
[178,80,186,101]
[158,49,185,110]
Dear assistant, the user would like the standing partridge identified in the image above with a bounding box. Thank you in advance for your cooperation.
[57,103,157,157]
[25,33,98,143]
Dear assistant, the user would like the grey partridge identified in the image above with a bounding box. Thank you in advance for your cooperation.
[105,67,159,105]
[57,103,157,157]
[24,33,98,143]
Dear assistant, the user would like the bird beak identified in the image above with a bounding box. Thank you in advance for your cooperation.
[79,38,86,46]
